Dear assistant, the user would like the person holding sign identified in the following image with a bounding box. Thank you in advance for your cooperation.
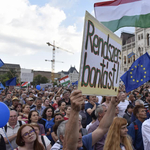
[51,90,120,150]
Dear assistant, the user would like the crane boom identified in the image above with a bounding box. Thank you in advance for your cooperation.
[46,41,73,82]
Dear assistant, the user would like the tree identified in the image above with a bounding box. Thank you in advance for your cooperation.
[0,69,19,86]
[32,75,49,86]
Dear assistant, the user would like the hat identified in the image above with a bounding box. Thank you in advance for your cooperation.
[27,97,34,101]
[12,97,19,101]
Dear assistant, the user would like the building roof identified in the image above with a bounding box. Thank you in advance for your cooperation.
[121,32,135,45]
[59,66,78,74]
[1,63,20,69]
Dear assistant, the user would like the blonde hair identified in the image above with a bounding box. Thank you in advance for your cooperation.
[103,117,133,150]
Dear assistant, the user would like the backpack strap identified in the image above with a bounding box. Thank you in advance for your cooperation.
[41,135,47,150]
[133,121,138,143]
[19,121,22,127]
[4,125,7,133]
[4,121,22,133]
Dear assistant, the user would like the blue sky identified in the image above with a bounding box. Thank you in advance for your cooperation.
[0,0,134,73]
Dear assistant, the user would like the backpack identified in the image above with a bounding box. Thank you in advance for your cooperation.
[0,134,6,150]
[4,121,22,133]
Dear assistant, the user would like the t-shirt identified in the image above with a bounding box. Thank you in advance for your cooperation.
[117,100,129,117]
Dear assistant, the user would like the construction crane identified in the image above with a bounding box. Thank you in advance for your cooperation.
[46,41,74,82]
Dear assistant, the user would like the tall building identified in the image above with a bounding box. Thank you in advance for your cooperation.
[121,28,150,73]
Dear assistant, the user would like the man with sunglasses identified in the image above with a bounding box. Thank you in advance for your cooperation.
[0,110,25,150]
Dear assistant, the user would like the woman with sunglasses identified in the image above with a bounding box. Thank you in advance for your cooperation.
[14,124,44,150]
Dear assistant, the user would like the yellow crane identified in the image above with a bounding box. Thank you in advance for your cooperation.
[46,41,74,82]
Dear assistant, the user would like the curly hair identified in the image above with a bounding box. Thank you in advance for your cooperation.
[16,124,44,150]
[103,117,133,150]
[42,106,54,119]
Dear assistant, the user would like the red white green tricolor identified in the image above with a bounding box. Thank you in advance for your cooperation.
[94,0,150,32]
[21,82,30,88]
[59,75,70,86]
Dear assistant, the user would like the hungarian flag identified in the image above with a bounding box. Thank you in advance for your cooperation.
[59,76,70,86]
[94,0,150,32]
[21,82,30,88]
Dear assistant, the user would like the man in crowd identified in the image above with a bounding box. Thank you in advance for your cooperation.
[51,90,120,150]
[10,97,20,110]
[25,97,36,109]
[62,90,71,105]
[31,97,46,117]
[128,94,135,106]
[85,95,98,125]
[117,92,129,117]
[88,104,107,150]
[3,93,12,107]
[128,105,147,150]
[0,110,25,150]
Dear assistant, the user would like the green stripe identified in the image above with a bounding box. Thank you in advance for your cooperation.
[101,13,150,32]
[62,80,70,86]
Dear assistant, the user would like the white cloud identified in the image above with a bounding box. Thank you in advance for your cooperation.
[0,0,82,57]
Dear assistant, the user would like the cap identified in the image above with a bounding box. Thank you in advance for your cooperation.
[27,97,34,101]
[12,97,19,101]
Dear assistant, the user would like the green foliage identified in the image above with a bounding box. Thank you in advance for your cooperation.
[0,69,19,86]
[32,75,49,86]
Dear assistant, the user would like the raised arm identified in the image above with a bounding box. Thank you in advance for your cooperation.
[92,96,120,145]
[63,90,84,150]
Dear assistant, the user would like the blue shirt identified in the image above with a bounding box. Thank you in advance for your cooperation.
[127,119,144,150]
[85,102,99,125]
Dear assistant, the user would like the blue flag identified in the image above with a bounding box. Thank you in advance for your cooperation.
[0,59,4,67]
[121,52,150,93]
[5,77,16,86]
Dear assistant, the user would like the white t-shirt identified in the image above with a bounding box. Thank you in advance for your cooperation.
[117,100,129,117]
[142,118,150,150]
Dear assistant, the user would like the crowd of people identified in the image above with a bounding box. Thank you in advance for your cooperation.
[0,82,150,150]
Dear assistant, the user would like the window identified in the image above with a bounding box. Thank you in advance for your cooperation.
[141,34,143,39]
[124,56,126,64]
[128,58,130,63]
[133,55,135,62]
[138,35,140,40]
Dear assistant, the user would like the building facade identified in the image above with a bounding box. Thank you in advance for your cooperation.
[59,66,79,83]
[121,28,150,73]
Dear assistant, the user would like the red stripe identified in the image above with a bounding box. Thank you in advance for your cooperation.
[59,75,69,81]
[94,0,141,7]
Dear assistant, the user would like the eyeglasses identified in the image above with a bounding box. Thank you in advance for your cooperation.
[22,129,35,138]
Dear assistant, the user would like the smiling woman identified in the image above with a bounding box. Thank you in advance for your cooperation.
[15,124,45,150]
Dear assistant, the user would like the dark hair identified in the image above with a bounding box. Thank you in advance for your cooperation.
[54,112,64,122]
[125,104,134,113]
[53,120,64,134]
[14,103,23,112]
[28,110,39,123]
[65,105,71,110]
[133,105,145,117]
[42,106,54,119]
[16,124,44,150]
[58,100,66,107]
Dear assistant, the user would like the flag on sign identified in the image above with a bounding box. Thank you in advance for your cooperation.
[59,76,70,86]
[121,52,150,93]
[5,77,16,86]
[94,0,150,32]
[0,59,4,68]
[21,82,30,88]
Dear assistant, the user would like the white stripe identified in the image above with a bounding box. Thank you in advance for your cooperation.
[60,77,70,83]
[95,0,150,22]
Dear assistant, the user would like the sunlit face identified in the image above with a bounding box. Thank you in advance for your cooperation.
[30,112,39,123]
[120,124,128,137]
[21,126,36,143]
[46,108,53,117]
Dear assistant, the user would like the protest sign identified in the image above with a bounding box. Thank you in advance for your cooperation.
[78,11,122,96]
